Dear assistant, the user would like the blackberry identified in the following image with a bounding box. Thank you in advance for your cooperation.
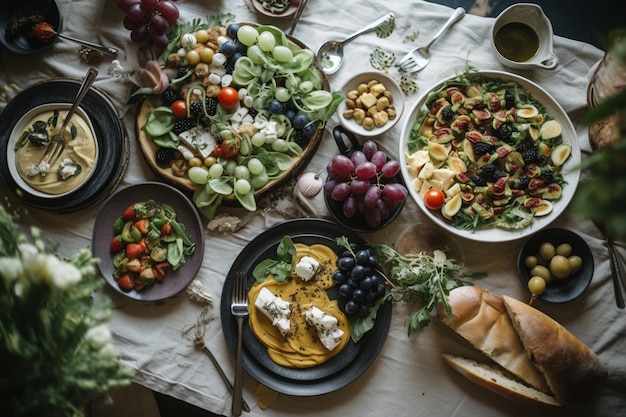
[189,100,204,116]
[176,66,190,79]
[542,168,555,183]
[516,174,531,189]
[293,130,308,148]
[523,149,546,165]
[441,106,455,122]
[161,89,178,106]
[247,107,259,119]
[172,118,196,134]
[224,60,235,74]
[477,164,496,181]
[471,175,487,186]
[474,142,494,157]
[155,147,175,168]
[493,170,508,180]
[204,97,218,116]
[504,91,515,109]
[496,123,513,144]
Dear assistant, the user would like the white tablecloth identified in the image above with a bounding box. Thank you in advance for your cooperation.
[2,1,624,417]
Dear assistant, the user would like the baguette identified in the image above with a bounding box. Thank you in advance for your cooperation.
[437,286,550,393]
[442,354,562,409]
[502,295,608,407]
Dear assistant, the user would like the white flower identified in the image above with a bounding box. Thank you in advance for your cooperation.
[85,324,112,350]
[0,257,24,283]
[45,256,82,290]
[98,343,120,358]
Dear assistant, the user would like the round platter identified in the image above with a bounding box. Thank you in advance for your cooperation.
[399,70,581,242]
[220,218,392,396]
[92,182,205,302]
[135,24,329,207]
[0,79,129,213]
[251,0,301,18]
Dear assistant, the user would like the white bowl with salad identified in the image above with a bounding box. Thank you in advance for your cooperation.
[399,70,580,242]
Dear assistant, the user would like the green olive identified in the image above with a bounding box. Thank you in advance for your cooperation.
[550,255,572,279]
[530,265,552,284]
[524,255,538,268]
[568,255,583,273]
[556,243,573,257]
[538,242,556,261]
[528,276,547,295]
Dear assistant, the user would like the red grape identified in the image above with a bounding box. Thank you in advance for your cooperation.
[365,207,381,228]
[382,183,408,203]
[370,151,387,170]
[157,0,180,22]
[150,31,170,49]
[331,182,351,201]
[343,197,357,218]
[350,150,367,166]
[330,155,354,180]
[362,140,378,160]
[140,0,159,11]
[381,159,400,178]
[363,186,382,208]
[350,179,370,195]
[354,162,377,180]
[324,178,338,195]
[131,26,148,42]
[126,4,146,22]
[376,199,390,219]
[150,14,171,34]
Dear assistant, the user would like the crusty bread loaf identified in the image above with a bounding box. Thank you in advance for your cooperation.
[502,295,608,407]
[442,354,562,409]
[437,286,550,393]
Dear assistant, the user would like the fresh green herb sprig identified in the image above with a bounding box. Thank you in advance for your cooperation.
[372,243,485,336]
[252,235,297,282]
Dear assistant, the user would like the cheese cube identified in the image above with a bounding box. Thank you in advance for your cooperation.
[254,287,291,337]
[304,306,344,351]
[295,256,320,281]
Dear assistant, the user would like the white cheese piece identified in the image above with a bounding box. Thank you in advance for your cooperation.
[254,287,291,337]
[295,256,320,281]
[304,306,344,351]
[178,127,217,159]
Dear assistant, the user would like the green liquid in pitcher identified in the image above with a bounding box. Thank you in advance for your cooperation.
[494,22,540,62]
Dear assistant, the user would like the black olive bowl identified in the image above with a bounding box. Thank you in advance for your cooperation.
[0,0,61,55]
[324,126,406,233]
[517,228,594,303]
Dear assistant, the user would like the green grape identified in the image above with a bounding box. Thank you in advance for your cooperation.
[245,45,264,65]
[272,45,293,63]
[299,80,313,93]
[208,163,224,178]
[237,25,258,47]
[234,178,251,194]
[275,86,291,102]
[188,166,209,184]
[234,165,251,179]
[247,158,265,176]
[528,276,546,295]
[257,31,276,52]
[250,173,269,190]
[251,132,266,147]
[271,139,288,152]
[225,160,238,176]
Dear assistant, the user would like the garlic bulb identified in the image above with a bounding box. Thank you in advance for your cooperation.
[297,171,323,198]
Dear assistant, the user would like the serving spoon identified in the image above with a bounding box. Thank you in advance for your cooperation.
[316,12,394,75]
[32,22,119,57]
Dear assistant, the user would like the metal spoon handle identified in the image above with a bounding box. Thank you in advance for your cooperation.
[425,7,465,50]
[288,0,308,35]
[59,67,98,132]
[342,12,395,44]
[57,33,119,57]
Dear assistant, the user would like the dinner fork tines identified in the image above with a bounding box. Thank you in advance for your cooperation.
[38,67,98,168]
[231,271,249,416]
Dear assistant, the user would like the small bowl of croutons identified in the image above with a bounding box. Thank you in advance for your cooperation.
[337,71,405,137]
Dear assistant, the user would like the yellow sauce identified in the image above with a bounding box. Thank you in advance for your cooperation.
[14,109,97,195]
[248,243,351,368]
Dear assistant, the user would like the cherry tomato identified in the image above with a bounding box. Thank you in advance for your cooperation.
[424,189,445,210]
[117,273,135,292]
[217,87,239,109]
[220,137,241,159]
[171,100,187,118]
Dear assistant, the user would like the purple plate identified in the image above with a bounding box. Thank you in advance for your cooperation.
[92,182,204,302]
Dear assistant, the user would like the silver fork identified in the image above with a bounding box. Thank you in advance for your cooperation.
[38,67,98,167]
[231,271,249,416]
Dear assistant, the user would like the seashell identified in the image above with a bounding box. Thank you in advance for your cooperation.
[297,171,323,198]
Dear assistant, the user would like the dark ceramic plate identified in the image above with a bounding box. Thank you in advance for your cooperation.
[220,218,392,396]
[92,182,205,302]
[0,79,129,212]
[0,0,61,55]
[517,228,594,303]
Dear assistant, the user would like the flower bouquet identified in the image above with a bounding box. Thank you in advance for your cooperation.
[0,203,133,417]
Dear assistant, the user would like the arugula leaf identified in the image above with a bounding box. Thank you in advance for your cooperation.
[252,236,297,282]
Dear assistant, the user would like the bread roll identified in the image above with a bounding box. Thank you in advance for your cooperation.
[502,295,608,407]
[442,354,562,409]
[437,286,550,393]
